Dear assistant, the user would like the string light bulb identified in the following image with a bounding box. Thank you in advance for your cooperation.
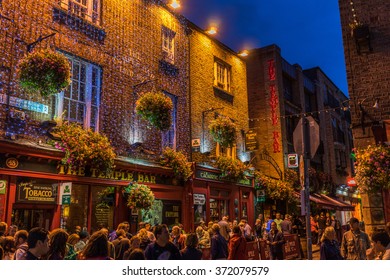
[169,0,181,9]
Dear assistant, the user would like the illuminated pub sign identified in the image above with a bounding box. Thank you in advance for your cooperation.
[195,169,253,187]
[17,179,58,204]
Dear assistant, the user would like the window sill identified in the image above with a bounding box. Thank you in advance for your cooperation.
[213,86,233,104]
[53,6,106,42]
[159,60,179,76]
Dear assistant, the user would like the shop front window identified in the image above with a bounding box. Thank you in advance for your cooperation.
[91,186,115,232]
[142,200,181,229]
[209,198,229,222]
[194,194,206,226]
[62,184,88,233]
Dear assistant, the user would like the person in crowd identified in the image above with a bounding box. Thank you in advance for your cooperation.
[341,217,371,260]
[180,233,202,260]
[210,224,228,260]
[265,216,273,235]
[78,230,112,260]
[144,222,156,242]
[171,225,186,250]
[331,215,342,243]
[128,248,146,260]
[44,228,69,260]
[254,219,263,239]
[65,233,80,260]
[25,227,49,260]
[385,222,390,237]
[291,214,304,236]
[207,221,214,236]
[7,225,18,237]
[370,231,390,260]
[14,230,29,260]
[320,226,343,260]
[73,225,82,235]
[1,236,15,260]
[123,235,141,259]
[280,214,292,234]
[310,215,319,244]
[228,225,247,260]
[144,224,181,260]
[138,228,152,250]
[273,213,283,232]
[0,244,3,260]
[325,213,332,227]
[196,226,210,249]
[0,222,8,245]
[100,227,116,259]
[266,221,285,260]
[74,230,89,252]
[109,222,127,242]
[115,237,131,260]
[218,216,231,241]
[240,219,253,241]
[317,212,327,245]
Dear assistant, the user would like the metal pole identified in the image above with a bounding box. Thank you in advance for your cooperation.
[302,116,313,260]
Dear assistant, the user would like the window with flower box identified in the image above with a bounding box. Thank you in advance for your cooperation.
[55,53,101,131]
[162,26,175,64]
[59,0,101,25]
[214,59,231,92]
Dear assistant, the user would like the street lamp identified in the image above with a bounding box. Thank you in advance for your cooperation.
[206,26,217,35]
[169,0,181,9]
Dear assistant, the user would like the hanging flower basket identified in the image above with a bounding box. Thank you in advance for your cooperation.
[126,182,155,211]
[135,91,173,131]
[209,115,237,148]
[214,156,248,181]
[354,144,390,193]
[17,49,71,97]
[254,171,296,201]
[160,147,193,181]
[51,122,116,173]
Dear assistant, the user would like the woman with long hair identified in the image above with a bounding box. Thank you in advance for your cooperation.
[45,228,69,260]
[320,226,343,260]
[79,230,112,260]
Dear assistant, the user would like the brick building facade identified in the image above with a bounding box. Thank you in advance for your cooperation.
[338,0,390,230]
[0,0,192,233]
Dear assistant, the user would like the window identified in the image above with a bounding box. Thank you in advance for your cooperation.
[55,53,101,130]
[283,75,293,102]
[214,59,231,92]
[162,92,177,149]
[60,0,101,25]
[162,26,175,64]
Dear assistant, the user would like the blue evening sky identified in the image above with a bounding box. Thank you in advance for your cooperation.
[181,0,348,95]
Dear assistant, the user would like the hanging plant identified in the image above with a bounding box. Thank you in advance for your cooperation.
[17,49,71,97]
[51,122,116,173]
[354,144,390,193]
[135,91,173,131]
[160,147,193,181]
[209,115,237,148]
[254,171,295,201]
[214,156,248,181]
[126,182,155,211]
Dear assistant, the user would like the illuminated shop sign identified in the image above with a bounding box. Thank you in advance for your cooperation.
[17,181,57,203]
[195,170,253,186]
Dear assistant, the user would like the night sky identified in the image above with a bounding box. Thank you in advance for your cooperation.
[181,0,348,95]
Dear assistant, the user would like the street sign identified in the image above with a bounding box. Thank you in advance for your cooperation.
[256,189,266,202]
[288,153,298,168]
[347,177,357,187]
[245,130,258,151]
[62,195,71,205]
[293,116,320,158]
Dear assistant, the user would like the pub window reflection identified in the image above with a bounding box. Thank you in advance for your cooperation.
[91,186,115,232]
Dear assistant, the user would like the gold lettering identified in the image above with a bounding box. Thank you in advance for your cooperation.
[91,168,98,177]
[24,187,31,199]
[143,175,149,183]
[150,175,156,184]
[138,174,144,182]
[127,173,134,181]
[78,167,85,176]
[115,171,122,180]
[98,171,105,178]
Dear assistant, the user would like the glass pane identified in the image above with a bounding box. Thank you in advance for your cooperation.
[91,87,97,105]
[91,106,97,127]
[64,87,71,99]
[77,103,85,123]
[72,81,79,100]
[92,68,97,86]
[80,64,86,83]
[69,100,77,120]
[79,83,85,101]
[63,98,70,119]
[73,62,80,81]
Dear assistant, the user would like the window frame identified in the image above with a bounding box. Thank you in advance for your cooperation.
[59,0,101,25]
[161,26,175,64]
[55,53,101,131]
[161,91,177,150]
[213,58,231,92]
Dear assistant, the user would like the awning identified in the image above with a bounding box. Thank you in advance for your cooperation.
[294,192,355,211]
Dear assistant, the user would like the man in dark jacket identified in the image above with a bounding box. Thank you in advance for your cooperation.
[210,224,228,260]
[144,224,181,260]
[266,221,285,260]
[228,225,247,260]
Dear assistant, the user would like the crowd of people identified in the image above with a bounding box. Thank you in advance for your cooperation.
[0,215,389,260]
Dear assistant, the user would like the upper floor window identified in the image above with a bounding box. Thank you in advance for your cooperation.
[214,59,231,92]
[162,92,177,149]
[55,53,101,131]
[60,0,101,25]
[162,26,175,64]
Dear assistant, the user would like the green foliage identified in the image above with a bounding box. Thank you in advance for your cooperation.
[126,182,155,210]
[354,144,390,193]
[160,147,193,181]
[209,116,237,148]
[135,91,173,131]
[52,122,116,173]
[214,156,248,181]
[18,49,71,97]
[254,171,295,201]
